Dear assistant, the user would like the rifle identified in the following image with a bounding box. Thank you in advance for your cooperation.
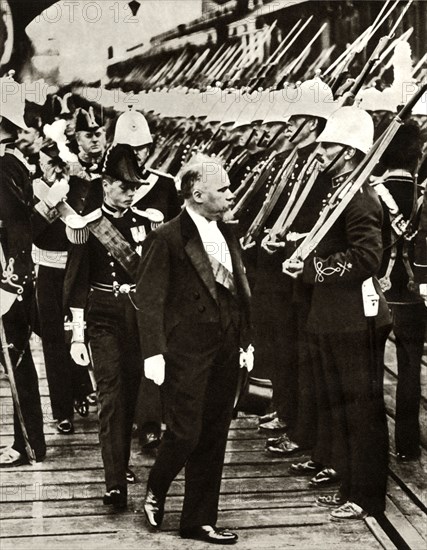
[247,18,303,88]
[275,23,328,87]
[262,152,322,251]
[329,0,413,94]
[285,83,427,269]
[231,150,278,218]
[241,148,299,249]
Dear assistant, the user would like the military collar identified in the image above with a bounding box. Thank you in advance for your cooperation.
[331,170,352,188]
[102,202,128,218]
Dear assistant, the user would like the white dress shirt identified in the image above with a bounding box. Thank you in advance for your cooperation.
[186,207,233,273]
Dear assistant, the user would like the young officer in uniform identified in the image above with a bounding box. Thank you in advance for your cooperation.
[64,144,163,508]
[0,77,46,467]
[112,109,181,449]
[284,106,391,519]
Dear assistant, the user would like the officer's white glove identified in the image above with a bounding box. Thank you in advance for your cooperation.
[0,290,17,316]
[45,178,70,208]
[144,354,165,386]
[419,284,427,307]
[70,342,90,366]
[240,344,254,372]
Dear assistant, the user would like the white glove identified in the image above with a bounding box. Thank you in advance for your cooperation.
[419,283,427,307]
[144,354,166,386]
[69,307,85,343]
[45,178,70,208]
[0,290,17,316]
[70,342,90,366]
[240,344,254,372]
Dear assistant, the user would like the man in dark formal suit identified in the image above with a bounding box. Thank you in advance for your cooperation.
[136,158,253,544]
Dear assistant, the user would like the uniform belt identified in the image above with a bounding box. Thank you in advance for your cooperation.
[32,247,68,269]
[91,282,136,294]
[286,232,309,242]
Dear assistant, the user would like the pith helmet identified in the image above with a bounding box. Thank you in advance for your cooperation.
[285,76,338,120]
[316,106,374,154]
[113,109,153,147]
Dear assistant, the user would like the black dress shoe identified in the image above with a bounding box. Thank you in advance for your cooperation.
[74,398,89,417]
[143,487,165,529]
[396,451,421,462]
[56,419,74,435]
[103,486,127,509]
[140,432,161,451]
[180,526,238,545]
[258,411,277,425]
[126,468,137,483]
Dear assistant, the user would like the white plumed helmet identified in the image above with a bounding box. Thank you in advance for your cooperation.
[113,109,153,147]
[316,106,374,154]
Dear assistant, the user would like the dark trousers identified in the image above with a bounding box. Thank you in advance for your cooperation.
[36,265,92,421]
[391,303,426,456]
[87,289,142,490]
[253,288,298,426]
[148,322,239,531]
[2,292,46,460]
[309,326,390,515]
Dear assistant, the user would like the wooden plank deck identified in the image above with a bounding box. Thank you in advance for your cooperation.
[0,337,425,549]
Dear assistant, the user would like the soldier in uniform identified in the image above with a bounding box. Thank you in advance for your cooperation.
[113,109,181,229]
[33,141,93,435]
[113,109,181,449]
[376,121,426,462]
[64,144,163,508]
[254,80,335,448]
[69,106,105,180]
[0,78,46,467]
[284,106,391,519]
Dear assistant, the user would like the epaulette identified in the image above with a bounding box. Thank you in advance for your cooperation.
[130,206,164,227]
[1,146,35,174]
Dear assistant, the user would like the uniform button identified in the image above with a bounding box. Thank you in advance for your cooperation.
[112,272,116,277]
[198,304,206,313]
[110,262,114,267]
[193,291,200,300]
[107,252,112,256]
[82,197,86,202]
